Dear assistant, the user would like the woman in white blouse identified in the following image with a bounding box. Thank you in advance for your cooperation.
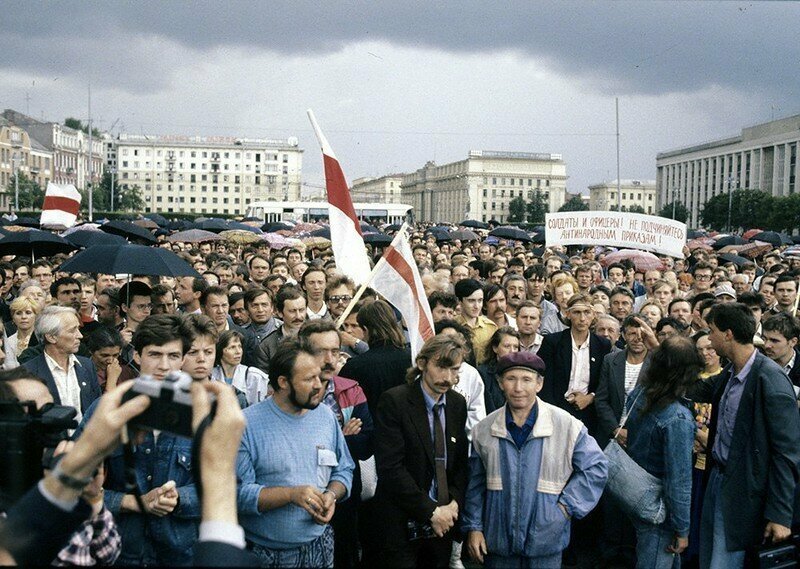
[210,330,270,408]
[5,296,41,369]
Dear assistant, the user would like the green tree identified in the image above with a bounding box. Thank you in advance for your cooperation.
[526,190,549,223]
[78,172,113,212]
[6,172,44,210]
[508,196,526,223]
[117,184,146,212]
[658,201,689,223]
[767,194,800,233]
[64,117,101,138]
[627,204,646,214]
[558,194,589,212]
[700,189,774,231]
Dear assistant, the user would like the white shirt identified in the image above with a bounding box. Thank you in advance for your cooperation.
[306,302,328,320]
[568,333,591,395]
[44,351,82,421]
[624,361,643,396]
[520,333,543,354]
[450,362,487,442]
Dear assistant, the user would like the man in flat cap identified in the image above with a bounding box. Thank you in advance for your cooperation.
[462,351,608,568]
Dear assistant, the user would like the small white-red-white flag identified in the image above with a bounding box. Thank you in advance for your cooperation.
[307,110,371,285]
[40,182,82,228]
[368,225,435,361]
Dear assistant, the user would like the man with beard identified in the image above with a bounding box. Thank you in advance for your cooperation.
[236,337,354,568]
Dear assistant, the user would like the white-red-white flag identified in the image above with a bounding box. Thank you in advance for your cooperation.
[369,225,435,361]
[307,110,371,285]
[40,183,82,228]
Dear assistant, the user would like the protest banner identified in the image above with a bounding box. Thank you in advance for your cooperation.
[545,211,687,258]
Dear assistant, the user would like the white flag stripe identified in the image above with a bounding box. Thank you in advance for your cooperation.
[329,204,371,284]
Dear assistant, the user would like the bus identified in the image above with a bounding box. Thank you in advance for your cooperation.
[244,201,413,226]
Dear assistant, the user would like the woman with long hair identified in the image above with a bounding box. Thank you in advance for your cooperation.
[625,335,703,568]
[210,329,269,408]
[477,326,520,414]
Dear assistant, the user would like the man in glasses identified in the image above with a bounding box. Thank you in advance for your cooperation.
[326,276,369,356]
[690,262,714,297]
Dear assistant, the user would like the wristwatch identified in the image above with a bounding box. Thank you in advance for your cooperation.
[51,462,93,491]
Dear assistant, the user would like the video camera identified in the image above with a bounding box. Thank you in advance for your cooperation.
[0,400,77,505]
[122,371,214,438]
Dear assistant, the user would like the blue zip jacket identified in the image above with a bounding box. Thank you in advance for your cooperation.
[77,399,200,566]
[625,385,696,535]
[462,402,607,558]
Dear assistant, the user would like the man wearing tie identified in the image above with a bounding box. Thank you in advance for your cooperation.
[373,335,470,568]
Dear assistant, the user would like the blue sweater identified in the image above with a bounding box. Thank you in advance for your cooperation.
[236,397,354,549]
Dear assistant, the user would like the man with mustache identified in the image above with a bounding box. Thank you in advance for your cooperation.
[236,337,355,568]
[251,286,308,375]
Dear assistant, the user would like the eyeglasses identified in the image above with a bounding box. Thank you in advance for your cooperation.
[131,303,153,310]
[329,295,353,304]
[695,274,712,281]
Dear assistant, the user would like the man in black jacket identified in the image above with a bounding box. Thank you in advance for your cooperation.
[373,335,469,568]
[700,303,800,568]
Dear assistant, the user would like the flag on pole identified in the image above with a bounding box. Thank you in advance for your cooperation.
[369,225,435,360]
[307,110,371,285]
[40,183,82,228]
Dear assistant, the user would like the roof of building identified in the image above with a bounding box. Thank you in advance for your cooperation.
[588,179,656,189]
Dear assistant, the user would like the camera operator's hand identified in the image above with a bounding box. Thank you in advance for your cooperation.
[43,381,150,504]
[190,381,246,524]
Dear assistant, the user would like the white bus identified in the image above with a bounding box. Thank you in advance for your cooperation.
[245,201,413,225]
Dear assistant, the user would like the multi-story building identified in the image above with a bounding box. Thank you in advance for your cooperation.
[656,113,800,228]
[350,174,405,203]
[0,116,53,211]
[111,134,303,215]
[2,109,103,191]
[402,150,567,223]
[588,179,657,213]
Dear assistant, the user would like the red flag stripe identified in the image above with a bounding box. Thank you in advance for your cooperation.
[43,195,80,216]
[323,154,362,236]
[383,245,434,340]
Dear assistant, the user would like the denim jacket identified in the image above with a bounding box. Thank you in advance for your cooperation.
[77,399,200,566]
[625,386,696,535]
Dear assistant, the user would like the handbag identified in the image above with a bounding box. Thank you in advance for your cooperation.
[746,536,799,569]
[603,389,667,525]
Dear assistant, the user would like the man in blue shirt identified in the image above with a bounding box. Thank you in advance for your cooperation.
[236,337,354,569]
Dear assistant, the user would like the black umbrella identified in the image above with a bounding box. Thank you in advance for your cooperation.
[717,253,749,267]
[489,226,533,243]
[144,213,169,227]
[449,229,479,242]
[242,216,262,222]
[262,222,294,233]
[13,216,41,228]
[384,223,402,232]
[310,227,332,239]
[792,236,800,245]
[101,220,157,244]
[751,231,793,247]
[459,219,489,229]
[530,232,546,244]
[425,227,451,242]
[363,233,393,246]
[59,243,200,277]
[192,219,229,233]
[226,221,263,234]
[360,222,379,234]
[168,220,194,231]
[712,235,747,250]
[0,229,77,260]
[687,229,707,239]
[65,229,127,249]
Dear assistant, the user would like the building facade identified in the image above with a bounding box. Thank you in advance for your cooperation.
[402,150,567,223]
[588,179,657,213]
[0,117,52,211]
[2,110,103,191]
[350,174,405,203]
[111,134,303,215]
[656,114,800,228]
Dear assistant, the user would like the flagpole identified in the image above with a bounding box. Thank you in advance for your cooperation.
[335,223,410,328]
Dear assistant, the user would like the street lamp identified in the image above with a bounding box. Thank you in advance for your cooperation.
[11,151,21,214]
[726,176,738,233]
[110,167,116,212]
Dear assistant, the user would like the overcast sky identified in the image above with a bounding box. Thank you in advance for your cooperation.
[2,1,798,200]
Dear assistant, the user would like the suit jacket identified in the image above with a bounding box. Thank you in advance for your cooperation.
[338,340,412,418]
[595,349,651,448]
[249,325,285,374]
[373,381,469,545]
[23,352,101,414]
[787,347,800,388]
[537,329,611,435]
[699,351,800,549]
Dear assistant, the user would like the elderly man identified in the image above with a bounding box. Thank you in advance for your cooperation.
[23,305,100,421]
[463,351,608,568]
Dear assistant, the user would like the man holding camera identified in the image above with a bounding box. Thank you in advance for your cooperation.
[236,337,354,568]
[77,314,200,566]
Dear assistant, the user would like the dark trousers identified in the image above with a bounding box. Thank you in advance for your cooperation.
[382,535,452,569]
[331,497,359,568]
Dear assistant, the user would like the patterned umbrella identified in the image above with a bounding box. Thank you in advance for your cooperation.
[742,228,763,240]
[261,233,295,249]
[220,229,261,245]
[600,249,664,271]
[687,238,713,251]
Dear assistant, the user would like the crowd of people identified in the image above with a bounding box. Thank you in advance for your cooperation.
[0,223,799,569]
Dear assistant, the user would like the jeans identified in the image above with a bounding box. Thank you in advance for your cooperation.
[699,467,745,569]
[249,525,334,568]
[485,552,562,568]
[634,520,680,569]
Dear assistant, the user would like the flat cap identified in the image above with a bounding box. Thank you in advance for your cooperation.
[496,351,546,376]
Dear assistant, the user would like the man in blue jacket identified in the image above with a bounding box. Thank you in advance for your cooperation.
[463,351,608,567]
[77,314,200,566]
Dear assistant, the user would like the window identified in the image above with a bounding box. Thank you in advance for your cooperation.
[482,189,487,197]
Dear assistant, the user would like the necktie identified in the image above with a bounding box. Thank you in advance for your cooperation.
[433,402,449,505]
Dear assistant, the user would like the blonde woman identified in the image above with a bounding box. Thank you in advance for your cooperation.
[5,296,41,369]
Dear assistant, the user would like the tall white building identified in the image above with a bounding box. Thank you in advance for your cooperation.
[656,114,800,228]
[112,134,303,215]
[402,150,567,223]
[588,179,657,213]
[350,174,405,203]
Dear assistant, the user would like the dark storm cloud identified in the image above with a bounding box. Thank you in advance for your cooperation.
[3,1,798,98]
